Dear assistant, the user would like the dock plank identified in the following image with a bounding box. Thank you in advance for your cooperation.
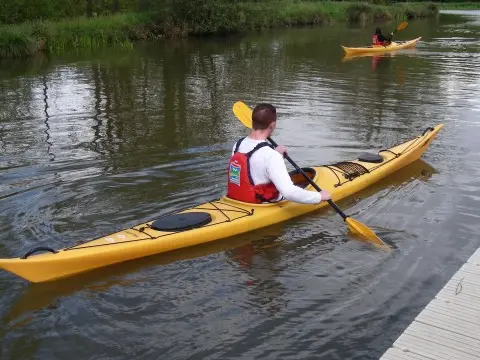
[380,248,480,360]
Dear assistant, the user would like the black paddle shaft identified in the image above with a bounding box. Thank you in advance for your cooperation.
[267,136,348,221]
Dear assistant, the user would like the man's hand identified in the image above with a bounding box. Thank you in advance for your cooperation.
[320,190,331,201]
[275,145,288,156]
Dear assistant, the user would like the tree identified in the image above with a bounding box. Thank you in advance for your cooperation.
[87,0,93,17]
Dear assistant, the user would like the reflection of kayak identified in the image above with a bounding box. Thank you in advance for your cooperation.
[342,51,397,62]
[4,233,262,321]
[0,125,443,283]
[342,37,422,55]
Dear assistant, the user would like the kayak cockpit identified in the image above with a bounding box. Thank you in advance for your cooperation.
[289,167,316,189]
[221,167,317,206]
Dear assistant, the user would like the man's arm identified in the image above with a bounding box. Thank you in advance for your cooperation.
[266,152,324,204]
[379,33,393,42]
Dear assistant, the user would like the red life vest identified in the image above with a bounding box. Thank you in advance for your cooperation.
[372,34,382,45]
[227,138,280,204]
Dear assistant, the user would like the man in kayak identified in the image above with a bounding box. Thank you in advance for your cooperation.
[372,27,393,46]
[227,103,331,204]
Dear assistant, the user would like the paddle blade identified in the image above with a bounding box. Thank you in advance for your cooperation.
[345,217,389,248]
[396,21,408,31]
[233,101,253,129]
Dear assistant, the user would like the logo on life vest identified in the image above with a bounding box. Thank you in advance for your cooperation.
[229,162,241,186]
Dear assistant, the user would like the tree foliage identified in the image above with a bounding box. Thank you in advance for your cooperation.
[0,0,140,24]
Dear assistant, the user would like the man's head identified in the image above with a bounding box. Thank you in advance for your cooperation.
[252,104,277,133]
[375,27,382,35]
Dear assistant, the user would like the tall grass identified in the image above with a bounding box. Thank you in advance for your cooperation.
[45,13,151,51]
[0,25,38,58]
[0,13,155,57]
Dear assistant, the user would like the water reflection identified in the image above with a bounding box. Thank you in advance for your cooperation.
[0,123,5,152]
[91,62,104,156]
[3,234,257,325]
[42,75,55,161]
[0,27,461,173]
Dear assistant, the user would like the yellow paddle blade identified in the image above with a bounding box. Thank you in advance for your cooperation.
[233,101,253,129]
[396,21,408,31]
[345,217,390,249]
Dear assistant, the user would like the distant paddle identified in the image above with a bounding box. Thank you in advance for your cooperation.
[232,101,389,249]
[382,22,408,47]
[394,21,409,34]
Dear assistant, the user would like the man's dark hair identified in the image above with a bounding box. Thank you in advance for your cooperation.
[252,104,276,130]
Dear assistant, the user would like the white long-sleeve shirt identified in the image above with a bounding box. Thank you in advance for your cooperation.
[231,137,322,204]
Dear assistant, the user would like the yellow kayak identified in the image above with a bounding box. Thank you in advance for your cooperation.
[0,124,443,283]
[342,37,422,55]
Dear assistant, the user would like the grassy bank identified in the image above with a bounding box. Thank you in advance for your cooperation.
[0,13,158,58]
[0,1,440,58]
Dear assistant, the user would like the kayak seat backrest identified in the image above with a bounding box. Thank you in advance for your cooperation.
[150,212,212,232]
[357,152,384,163]
[289,167,316,189]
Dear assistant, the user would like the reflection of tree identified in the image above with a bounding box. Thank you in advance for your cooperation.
[89,58,138,166]
[0,116,5,151]
[42,74,55,161]
[0,124,5,151]
[162,41,189,149]
[91,62,104,156]
[0,74,38,161]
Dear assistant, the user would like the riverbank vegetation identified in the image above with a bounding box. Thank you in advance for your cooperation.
[0,0,455,58]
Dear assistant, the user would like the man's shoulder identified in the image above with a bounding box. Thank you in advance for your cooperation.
[260,145,283,161]
[242,140,275,153]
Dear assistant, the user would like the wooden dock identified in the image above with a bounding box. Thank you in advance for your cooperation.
[380,248,480,360]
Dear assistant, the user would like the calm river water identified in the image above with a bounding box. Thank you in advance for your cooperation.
[0,10,479,360]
